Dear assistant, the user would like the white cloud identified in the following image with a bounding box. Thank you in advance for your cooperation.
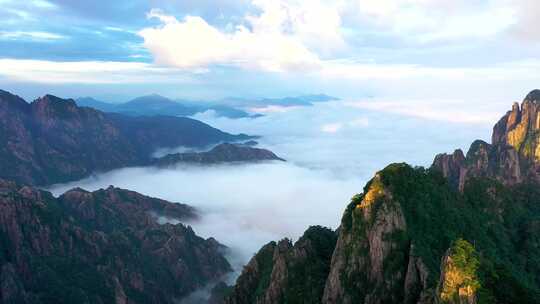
[507,0,540,40]
[349,117,369,127]
[138,0,346,72]
[0,31,66,41]
[321,117,368,134]
[0,59,195,84]
[321,122,343,133]
[31,0,56,9]
[47,97,496,272]
[48,162,361,272]
[344,99,501,124]
[249,105,302,113]
[346,0,517,42]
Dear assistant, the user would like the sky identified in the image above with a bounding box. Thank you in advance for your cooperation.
[0,0,539,104]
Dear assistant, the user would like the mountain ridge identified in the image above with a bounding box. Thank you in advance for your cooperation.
[75,94,339,119]
[76,94,256,119]
[0,179,231,303]
[221,90,540,304]
[0,89,252,185]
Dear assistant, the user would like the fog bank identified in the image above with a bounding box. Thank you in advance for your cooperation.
[49,162,362,272]
[48,98,496,276]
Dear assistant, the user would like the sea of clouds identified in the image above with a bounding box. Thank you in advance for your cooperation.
[48,98,499,281]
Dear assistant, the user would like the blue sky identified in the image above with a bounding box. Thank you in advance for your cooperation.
[1,0,540,109]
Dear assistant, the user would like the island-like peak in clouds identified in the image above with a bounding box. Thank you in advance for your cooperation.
[153,143,285,167]
[221,90,540,304]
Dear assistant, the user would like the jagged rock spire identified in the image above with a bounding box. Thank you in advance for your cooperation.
[433,90,540,190]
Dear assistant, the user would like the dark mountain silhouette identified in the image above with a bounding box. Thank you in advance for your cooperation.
[76,94,339,119]
[0,179,231,303]
[76,94,256,119]
[153,143,285,167]
[0,89,252,185]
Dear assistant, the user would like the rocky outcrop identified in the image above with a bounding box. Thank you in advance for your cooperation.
[225,242,276,304]
[223,90,540,304]
[225,226,337,304]
[432,90,540,189]
[322,172,422,304]
[153,143,285,166]
[0,89,251,186]
[436,240,480,304]
[0,179,231,303]
[432,150,467,191]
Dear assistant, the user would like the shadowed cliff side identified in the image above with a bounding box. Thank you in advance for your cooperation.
[0,179,231,303]
[0,89,252,186]
[225,226,337,304]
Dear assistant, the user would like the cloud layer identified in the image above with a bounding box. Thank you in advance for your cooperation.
[138,2,342,72]
[47,98,501,275]
[2,0,540,128]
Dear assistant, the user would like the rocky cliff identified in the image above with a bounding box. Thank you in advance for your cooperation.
[0,89,251,186]
[153,143,285,167]
[0,179,231,303]
[225,226,337,304]
[224,90,540,304]
[432,90,540,190]
[436,239,480,304]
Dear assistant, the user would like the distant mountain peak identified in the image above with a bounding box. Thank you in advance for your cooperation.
[153,142,284,166]
[128,94,174,103]
[0,88,254,185]
[525,89,540,102]
[36,94,77,105]
[0,89,28,110]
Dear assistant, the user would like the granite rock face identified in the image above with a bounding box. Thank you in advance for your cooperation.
[432,90,540,189]
[225,226,337,304]
[435,240,480,304]
[224,90,540,304]
[322,171,431,304]
[0,179,231,303]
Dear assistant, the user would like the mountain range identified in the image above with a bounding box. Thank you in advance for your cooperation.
[0,89,283,186]
[0,89,288,304]
[0,179,231,303]
[218,90,540,304]
[76,95,254,119]
[75,94,338,119]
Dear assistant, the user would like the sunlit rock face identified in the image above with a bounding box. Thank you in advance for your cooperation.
[322,167,432,304]
[432,90,540,189]
[323,173,406,304]
[436,240,480,304]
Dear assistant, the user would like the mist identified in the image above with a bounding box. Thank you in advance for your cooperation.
[48,98,497,278]
[49,162,361,271]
